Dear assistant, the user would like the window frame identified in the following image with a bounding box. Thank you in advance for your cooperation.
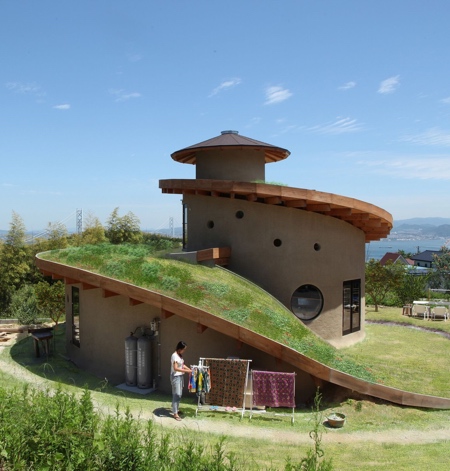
[291,284,324,321]
[342,279,361,335]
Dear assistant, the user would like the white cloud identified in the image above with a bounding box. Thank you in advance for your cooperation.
[6,81,41,94]
[441,96,450,104]
[5,81,46,102]
[264,86,292,105]
[109,89,142,102]
[339,81,356,90]
[357,155,450,180]
[209,78,242,97]
[308,117,363,135]
[53,104,70,110]
[378,75,400,94]
[401,128,450,147]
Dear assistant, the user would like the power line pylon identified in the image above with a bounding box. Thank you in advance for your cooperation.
[76,209,83,234]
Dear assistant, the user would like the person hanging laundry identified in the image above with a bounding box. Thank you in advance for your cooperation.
[170,341,192,421]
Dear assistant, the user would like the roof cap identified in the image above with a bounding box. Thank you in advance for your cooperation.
[171,131,290,164]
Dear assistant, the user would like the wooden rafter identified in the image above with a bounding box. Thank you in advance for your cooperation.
[159,179,393,241]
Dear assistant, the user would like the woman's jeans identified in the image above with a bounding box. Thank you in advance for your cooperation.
[171,374,183,414]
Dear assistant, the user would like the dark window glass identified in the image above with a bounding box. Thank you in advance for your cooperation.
[182,203,188,250]
[72,286,80,347]
[291,285,323,321]
[343,279,361,335]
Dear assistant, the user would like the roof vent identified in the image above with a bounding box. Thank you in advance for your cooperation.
[221,130,239,135]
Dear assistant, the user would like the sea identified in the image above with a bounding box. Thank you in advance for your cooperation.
[365,239,449,261]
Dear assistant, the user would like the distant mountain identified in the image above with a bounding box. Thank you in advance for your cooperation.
[394,217,450,227]
[392,218,450,239]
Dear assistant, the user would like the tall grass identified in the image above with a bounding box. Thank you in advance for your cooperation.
[0,385,323,471]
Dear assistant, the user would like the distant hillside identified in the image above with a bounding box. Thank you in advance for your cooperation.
[392,218,450,239]
[394,217,450,227]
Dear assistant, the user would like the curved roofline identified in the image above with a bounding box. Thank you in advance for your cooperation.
[159,179,393,242]
[171,131,290,164]
[36,255,450,409]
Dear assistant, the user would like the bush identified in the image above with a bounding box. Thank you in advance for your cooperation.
[7,284,39,324]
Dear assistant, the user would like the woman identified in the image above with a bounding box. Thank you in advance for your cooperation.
[170,341,192,421]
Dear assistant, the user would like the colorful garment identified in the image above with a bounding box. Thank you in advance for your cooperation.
[205,359,249,407]
[251,370,295,408]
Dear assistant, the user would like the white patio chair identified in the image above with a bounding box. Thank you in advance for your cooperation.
[412,304,429,319]
[431,305,448,321]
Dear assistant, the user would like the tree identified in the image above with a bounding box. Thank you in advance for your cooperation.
[82,213,107,245]
[105,207,142,244]
[35,280,65,328]
[45,221,69,250]
[8,284,39,325]
[428,247,450,290]
[0,212,30,311]
[394,270,429,306]
[365,259,404,312]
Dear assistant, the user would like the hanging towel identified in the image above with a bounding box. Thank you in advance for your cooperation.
[252,371,295,408]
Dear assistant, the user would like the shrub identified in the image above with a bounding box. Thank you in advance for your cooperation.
[8,284,39,324]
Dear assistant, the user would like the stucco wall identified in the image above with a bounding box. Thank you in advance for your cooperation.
[65,284,161,385]
[65,285,316,404]
[196,149,265,181]
[184,194,366,345]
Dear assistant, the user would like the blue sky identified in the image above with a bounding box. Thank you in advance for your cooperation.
[2,1,450,233]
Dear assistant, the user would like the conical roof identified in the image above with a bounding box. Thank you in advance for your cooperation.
[171,130,290,164]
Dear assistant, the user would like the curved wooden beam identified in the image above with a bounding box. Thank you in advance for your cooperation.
[159,179,393,242]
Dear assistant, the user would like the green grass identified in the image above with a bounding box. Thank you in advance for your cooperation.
[2,325,450,470]
[366,305,450,334]
[39,244,377,383]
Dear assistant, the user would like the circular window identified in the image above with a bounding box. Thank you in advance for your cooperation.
[235,210,244,219]
[273,238,282,247]
[291,285,323,321]
[314,243,321,251]
[207,220,214,229]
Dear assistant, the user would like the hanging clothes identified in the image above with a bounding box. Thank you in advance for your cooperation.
[188,366,211,394]
[205,358,249,407]
[251,370,296,408]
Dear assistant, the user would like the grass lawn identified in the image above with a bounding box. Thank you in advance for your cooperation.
[2,313,450,470]
[341,307,450,397]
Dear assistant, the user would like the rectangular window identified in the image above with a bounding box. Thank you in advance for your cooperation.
[72,286,80,347]
[182,203,188,250]
[343,279,361,335]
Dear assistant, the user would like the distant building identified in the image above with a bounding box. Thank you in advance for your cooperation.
[379,252,414,267]
[410,250,443,268]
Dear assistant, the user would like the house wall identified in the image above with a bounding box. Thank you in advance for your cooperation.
[65,285,317,404]
[184,194,366,346]
[65,284,161,385]
[196,149,265,181]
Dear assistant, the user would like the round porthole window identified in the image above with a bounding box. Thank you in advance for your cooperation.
[314,243,321,251]
[207,220,214,229]
[273,239,282,247]
[235,210,244,219]
[291,285,323,321]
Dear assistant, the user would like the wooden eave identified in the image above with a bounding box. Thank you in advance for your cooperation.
[172,145,289,165]
[34,254,450,409]
[159,179,393,242]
